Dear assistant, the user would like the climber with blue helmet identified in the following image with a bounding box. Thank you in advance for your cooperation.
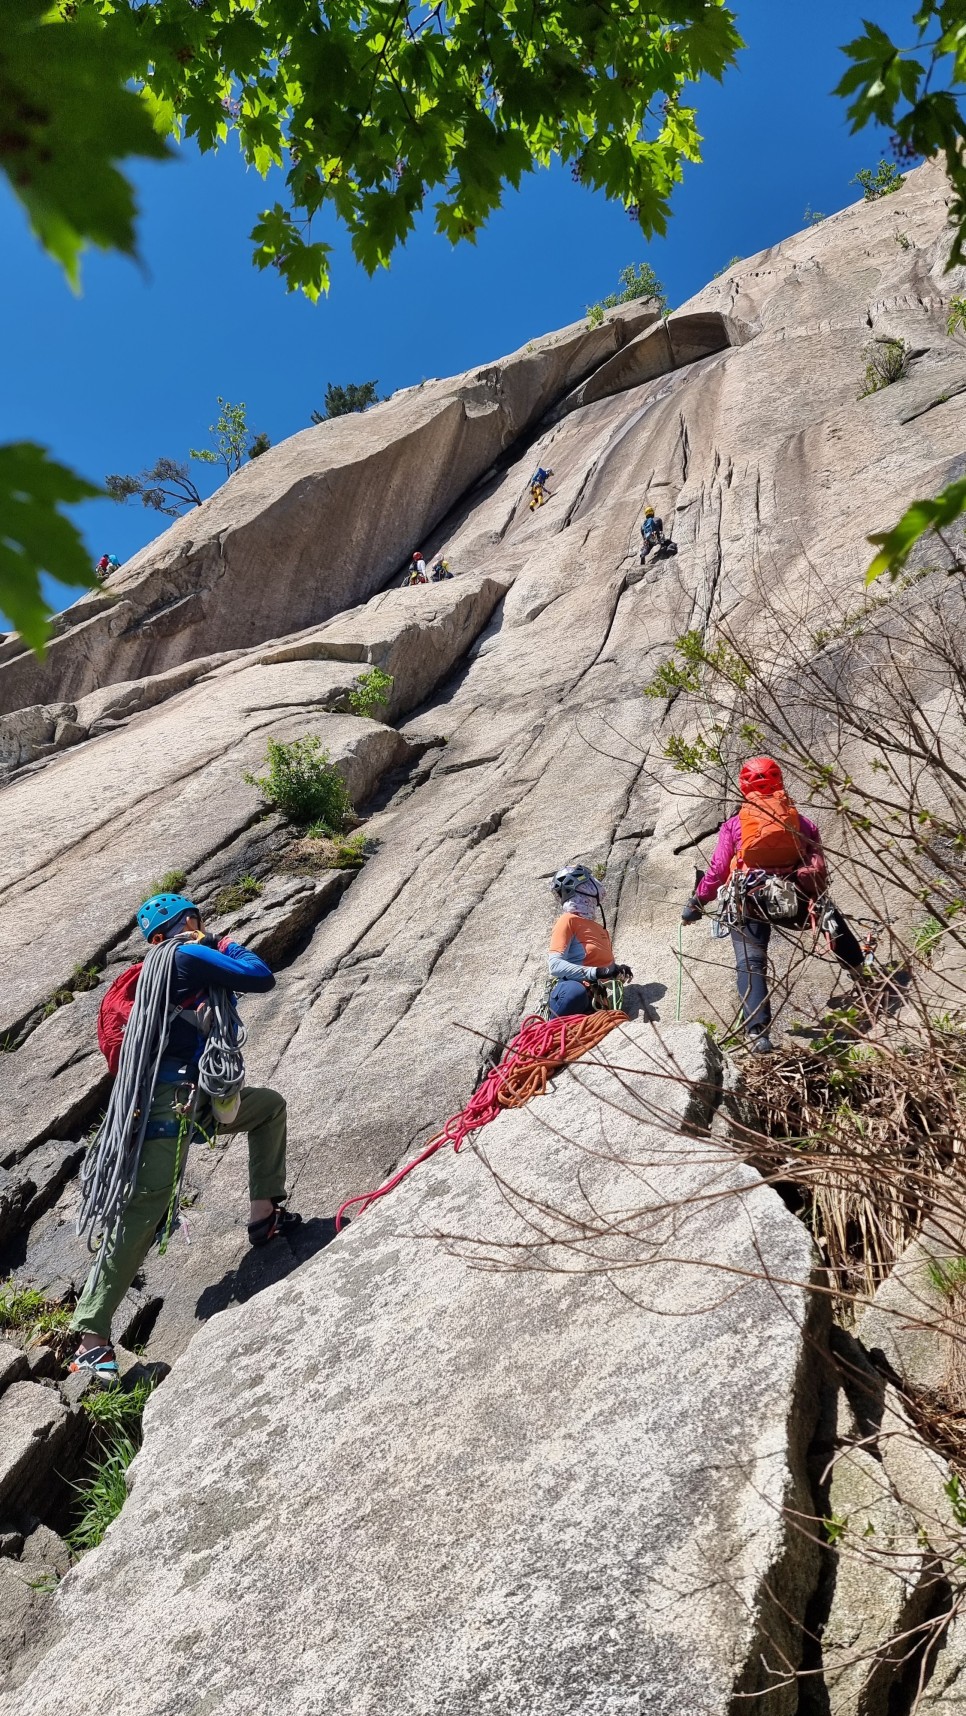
[70,889,300,1385]
[529,465,553,512]
[546,864,633,1018]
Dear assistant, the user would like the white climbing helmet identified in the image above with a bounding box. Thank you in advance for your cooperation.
[550,863,603,905]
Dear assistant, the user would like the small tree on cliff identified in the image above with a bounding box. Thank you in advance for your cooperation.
[587,261,667,326]
[311,382,382,423]
[106,400,270,516]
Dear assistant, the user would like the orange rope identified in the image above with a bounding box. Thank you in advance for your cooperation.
[336,1009,628,1229]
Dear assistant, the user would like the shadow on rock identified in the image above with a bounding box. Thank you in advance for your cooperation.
[194,1216,341,1320]
[625,981,666,1021]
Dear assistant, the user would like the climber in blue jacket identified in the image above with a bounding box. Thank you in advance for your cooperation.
[70,890,300,1386]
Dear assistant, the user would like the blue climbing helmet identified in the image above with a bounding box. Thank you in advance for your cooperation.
[136,892,198,941]
[550,863,603,906]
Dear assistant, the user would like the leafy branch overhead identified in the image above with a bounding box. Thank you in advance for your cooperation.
[0,445,103,652]
[19,1,743,304]
[836,5,966,265]
[834,5,966,584]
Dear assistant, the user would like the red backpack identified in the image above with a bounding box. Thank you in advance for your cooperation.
[97,962,143,1076]
[736,789,804,873]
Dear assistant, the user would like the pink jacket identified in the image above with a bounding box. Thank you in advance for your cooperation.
[694,811,821,904]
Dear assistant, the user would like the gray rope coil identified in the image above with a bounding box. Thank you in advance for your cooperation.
[198,988,246,1101]
[78,938,247,1288]
[78,939,182,1288]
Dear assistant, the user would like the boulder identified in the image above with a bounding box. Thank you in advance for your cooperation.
[0,994,107,1168]
[7,1023,824,1716]
[0,1343,28,1392]
[0,1561,45,1685]
[0,1383,72,1519]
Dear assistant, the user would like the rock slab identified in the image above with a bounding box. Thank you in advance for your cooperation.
[8,1023,823,1716]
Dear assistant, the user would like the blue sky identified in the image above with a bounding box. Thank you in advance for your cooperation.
[1,0,910,619]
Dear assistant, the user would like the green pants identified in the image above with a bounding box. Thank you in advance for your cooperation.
[72,1083,287,1340]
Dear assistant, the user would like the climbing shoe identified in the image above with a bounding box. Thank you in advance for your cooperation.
[247,1200,303,1249]
[69,1344,120,1387]
[748,1034,775,1055]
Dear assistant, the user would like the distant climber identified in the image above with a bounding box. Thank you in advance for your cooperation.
[640,506,675,564]
[529,466,554,511]
[431,558,453,581]
[679,756,865,1054]
[95,553,121,578]
[409,551,428,585]
[547,864,633,1017]
[70,891,300,1385]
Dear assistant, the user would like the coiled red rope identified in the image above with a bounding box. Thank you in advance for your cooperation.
[335,1008,627,1231]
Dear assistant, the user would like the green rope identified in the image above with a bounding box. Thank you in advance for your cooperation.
[676,920,684,1022]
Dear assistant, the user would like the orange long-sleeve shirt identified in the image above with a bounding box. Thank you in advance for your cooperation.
[548,911,614,980]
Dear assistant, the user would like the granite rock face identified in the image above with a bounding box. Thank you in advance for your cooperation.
[1,163,965,1712]
[6,1024,823,1716]
[0,306,658,710]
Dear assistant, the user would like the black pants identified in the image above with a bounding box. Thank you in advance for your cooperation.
[730,905,864,1035]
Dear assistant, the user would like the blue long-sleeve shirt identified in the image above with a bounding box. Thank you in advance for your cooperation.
[160,940,275,1082]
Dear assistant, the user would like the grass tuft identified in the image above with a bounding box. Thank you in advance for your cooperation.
[211,875,263,915]
[66,1433,139,1554]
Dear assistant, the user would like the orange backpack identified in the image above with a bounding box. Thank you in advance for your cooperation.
[736,789,803,873]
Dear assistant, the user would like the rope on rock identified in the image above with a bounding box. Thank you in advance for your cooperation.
[335,1007,628,1231]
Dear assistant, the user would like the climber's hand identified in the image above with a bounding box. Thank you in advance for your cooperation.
[681,900,703,924]
[596,963,632,980]
[615,964,634,981]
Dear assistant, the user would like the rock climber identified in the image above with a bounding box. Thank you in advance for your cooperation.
[409,551,428,585]
[679,756,865,1054]
[95,554,110,577]
[529,466,553,511]
[431,558,453,581]
[69,891,300,1385]
[639,506,666,561]
[547,864,633,1018]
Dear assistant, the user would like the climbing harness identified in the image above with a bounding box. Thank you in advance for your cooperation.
[714,870,799,928]
[335,1008,627,1231]
[78,938,247,1284]
[538,973,624,1019]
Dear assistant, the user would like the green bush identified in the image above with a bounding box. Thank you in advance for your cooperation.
[858,337,909,397]
[245,736,353,830]
[948,295,966,337]
[852,160,904,200]
[348,667,393,719]
[587,261,665,327]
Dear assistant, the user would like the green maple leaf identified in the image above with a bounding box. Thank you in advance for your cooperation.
[0,443,102,655]
[0,0,169,288]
